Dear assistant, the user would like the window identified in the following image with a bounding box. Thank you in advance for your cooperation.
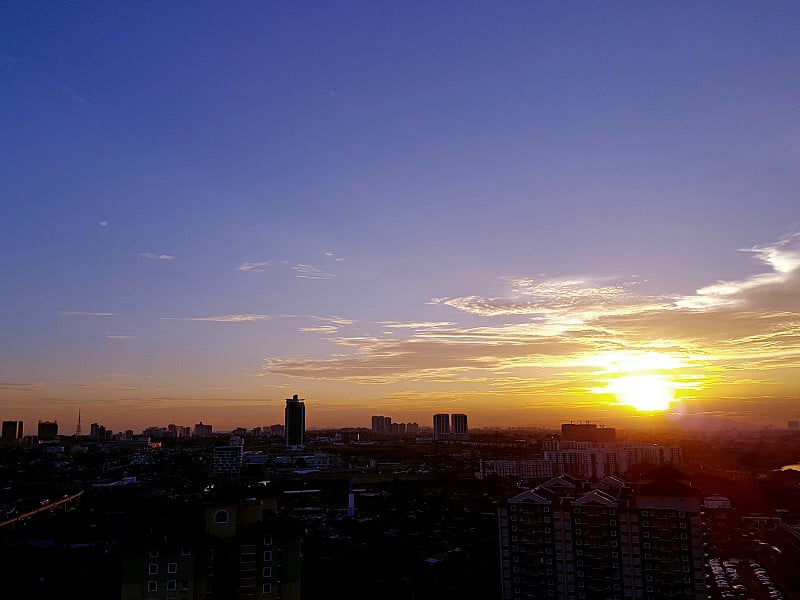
[167,580,177,591]
[181,546,191,556]
[148,564,158,575]
[263,567,272,577]
[682,566,690,573]
[148,581,157,592]
[262,583,272,594]
[263,551,272,561]
[168,563,177,574]
[263,536,273,546]
[149,549,159,558]
[641,511,648,516]
[213,509,229,524]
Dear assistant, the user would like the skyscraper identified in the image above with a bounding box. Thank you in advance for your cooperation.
[1,420,23,442]
[433,413,450,441]
[451,413,468,439]
[285,394,305,449]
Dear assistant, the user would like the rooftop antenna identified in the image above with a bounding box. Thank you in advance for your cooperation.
[75,409,82,438]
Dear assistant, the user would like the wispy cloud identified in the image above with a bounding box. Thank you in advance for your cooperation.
[99,221,108,227]
[292,264,335,279]
[379,321,457,329]
[140,253,175,260]
[106,335,134,340]
[261,232,800,416]
[0,381,42,391]
[298,325,340,333]
[61,311,117,317]
[162,314,273,323]
[237,261,273,272]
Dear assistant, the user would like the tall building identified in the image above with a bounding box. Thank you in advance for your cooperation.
[371,415,392,434]
[498,469,704,600]
[194,422,213,437]
[37,420,58,440]
[433,413,450,441]
[451,413,468,439]
[562,422,616,443]
[1,420,23,442]
[285,394,305,449]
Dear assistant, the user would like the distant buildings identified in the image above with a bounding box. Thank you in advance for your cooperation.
[1,420,23,443]
[194,422,213,437]
[433,413,468,441]
[561,422,616,443]
[789,420,799,431]
[370,416,418,435]
[285,395,305,449]
[371,415,392,434]
[37,420,58,440]
[542,439,683,480]
[499,470,705,600]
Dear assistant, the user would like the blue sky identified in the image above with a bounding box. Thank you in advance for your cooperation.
[2,2,800,431]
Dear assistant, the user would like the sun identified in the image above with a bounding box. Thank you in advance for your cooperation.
[587,351,683,412]
[605,374,676,411]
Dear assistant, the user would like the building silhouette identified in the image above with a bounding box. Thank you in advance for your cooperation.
[433,414,450,441]
[498,469,704,600]
[194,422,213,437]
[561,422,616,443]
[1,420,23,442]
[284,395,305,449]
[371,415,392,434]
[37,420,58,440]
[451,413,468,440]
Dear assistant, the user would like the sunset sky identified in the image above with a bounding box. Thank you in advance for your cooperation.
[2,3,799,432]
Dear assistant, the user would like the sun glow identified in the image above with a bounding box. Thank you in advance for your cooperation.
[605,374,676,411]
[587,351,684,411]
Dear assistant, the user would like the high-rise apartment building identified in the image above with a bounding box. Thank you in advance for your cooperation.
[451,413,468,439]
[498,470,704,600]
[371,415,392,434]
[433,414,450,441]
[1,420,23,442]
[194,422,213,437]
[285,395,305,449]
[37,420,58,440]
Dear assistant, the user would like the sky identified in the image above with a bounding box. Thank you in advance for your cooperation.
[2,2,800,433]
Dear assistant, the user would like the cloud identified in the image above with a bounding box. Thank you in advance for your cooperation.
[0,381,41,391]
[140,253,175,260]
[379,321,457,329]
[61,311,117,317]
[260,231,800,418]
[298,325,340,333]
[162,314,273,323]
[106,335,134,340]
[336,257,344,262]
[99,221,108,227]
[237,261,273,272]
[292,264,335,279]
[324,251,333,256]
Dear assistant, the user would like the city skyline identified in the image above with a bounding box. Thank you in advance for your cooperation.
[3,3,800,432]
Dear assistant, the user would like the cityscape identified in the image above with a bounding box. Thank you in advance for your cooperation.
[3,399,800,598]
[4,2,800,599]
